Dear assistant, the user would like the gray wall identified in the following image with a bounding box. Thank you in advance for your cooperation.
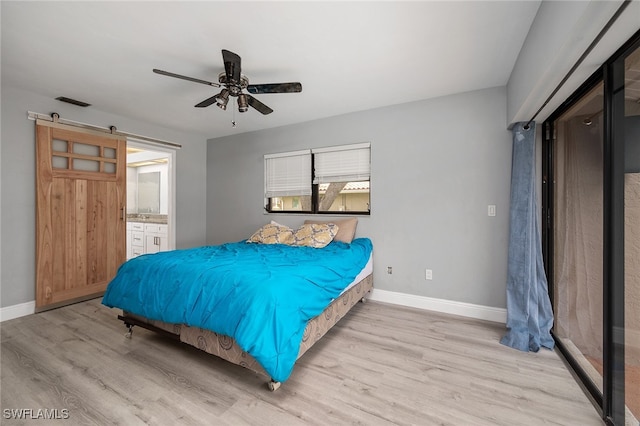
[207,86,512,308]
[0,86,208,308]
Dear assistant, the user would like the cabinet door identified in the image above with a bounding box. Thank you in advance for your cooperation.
[159,234,168,251]
[144,234,158,254]
[144,224,168,254]
[144,233,168,254]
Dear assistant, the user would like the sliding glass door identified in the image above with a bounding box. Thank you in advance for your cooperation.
[543,30,640,425]
[618,40,640,425]
[549,81,605,399]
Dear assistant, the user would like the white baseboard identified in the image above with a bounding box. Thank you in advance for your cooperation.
[369,289,507,324]
[1,292,508,325]
[0,300,35,322]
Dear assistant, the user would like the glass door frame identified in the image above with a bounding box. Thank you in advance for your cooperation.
[542,29,640,425]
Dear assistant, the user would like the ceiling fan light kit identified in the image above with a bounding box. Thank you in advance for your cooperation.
[237,94,249,113]
[216,88,230,110]
[153,49,302,120]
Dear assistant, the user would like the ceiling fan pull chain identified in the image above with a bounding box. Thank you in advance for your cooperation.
[232,98,237,128]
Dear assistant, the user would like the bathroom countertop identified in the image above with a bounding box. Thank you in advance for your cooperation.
[127,215,168,225]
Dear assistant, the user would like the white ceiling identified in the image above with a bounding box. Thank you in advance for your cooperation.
[1,1,541,139]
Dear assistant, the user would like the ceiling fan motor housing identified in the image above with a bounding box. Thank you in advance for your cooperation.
[219,72,249,96]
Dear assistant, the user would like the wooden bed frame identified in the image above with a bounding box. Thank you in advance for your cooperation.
[117,273,373,391]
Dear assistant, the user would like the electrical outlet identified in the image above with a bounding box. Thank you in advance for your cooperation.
[425,269,433,280]
[488,205,496,217]
[387,266,393,274]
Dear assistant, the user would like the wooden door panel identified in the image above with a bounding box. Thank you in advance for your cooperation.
[50,178,68,293]
[36,121,126,310]
[86,180,104,285]
[104,180,122,278]
[71,179,85,289]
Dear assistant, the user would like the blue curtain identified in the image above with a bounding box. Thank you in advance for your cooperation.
[500,122,555,352]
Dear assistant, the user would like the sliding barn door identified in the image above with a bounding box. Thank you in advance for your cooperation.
[35,121,126,310]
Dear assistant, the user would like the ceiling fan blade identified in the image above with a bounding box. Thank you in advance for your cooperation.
[246,95,274,115]
[153,69,220,87]
[247,82,302,94]
[194,94,219,108]
[221,49,241,83]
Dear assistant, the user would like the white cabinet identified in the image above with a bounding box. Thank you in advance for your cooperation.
[131,232,145,257]
[129,222,145,259]
[143,223,168,254]
[126,222,168,259]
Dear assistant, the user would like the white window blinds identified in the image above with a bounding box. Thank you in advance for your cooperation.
[264,149,311,198]
[313,142,371,184]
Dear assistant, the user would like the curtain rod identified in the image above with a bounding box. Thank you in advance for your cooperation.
[524,0,631,130]
[27,111,182,149]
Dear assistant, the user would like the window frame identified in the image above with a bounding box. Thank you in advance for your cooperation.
[264,143,371,215]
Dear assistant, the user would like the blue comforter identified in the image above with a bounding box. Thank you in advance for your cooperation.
[102,238,373,382]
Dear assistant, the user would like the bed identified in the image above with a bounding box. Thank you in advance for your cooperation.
[102,220,373,390]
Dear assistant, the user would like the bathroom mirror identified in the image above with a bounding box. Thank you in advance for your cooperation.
[137,171,160,214]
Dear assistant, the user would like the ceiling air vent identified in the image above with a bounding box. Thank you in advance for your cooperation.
[55,96,91,107]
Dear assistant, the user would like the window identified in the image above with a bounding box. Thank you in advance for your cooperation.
[264,150,312,212]
[313,143,371,213]
[265,143,370,214]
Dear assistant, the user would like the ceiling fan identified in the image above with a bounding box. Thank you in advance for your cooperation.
[153,49,302,115]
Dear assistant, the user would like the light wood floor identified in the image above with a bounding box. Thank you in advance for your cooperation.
[1,298,602,425]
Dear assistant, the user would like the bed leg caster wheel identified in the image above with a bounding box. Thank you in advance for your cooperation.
[360,297,367,304]
[124,324,134,339]
[268,380,281,392]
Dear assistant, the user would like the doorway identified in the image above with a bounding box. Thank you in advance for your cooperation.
[126,140,176,259]
[542,31,640,425]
